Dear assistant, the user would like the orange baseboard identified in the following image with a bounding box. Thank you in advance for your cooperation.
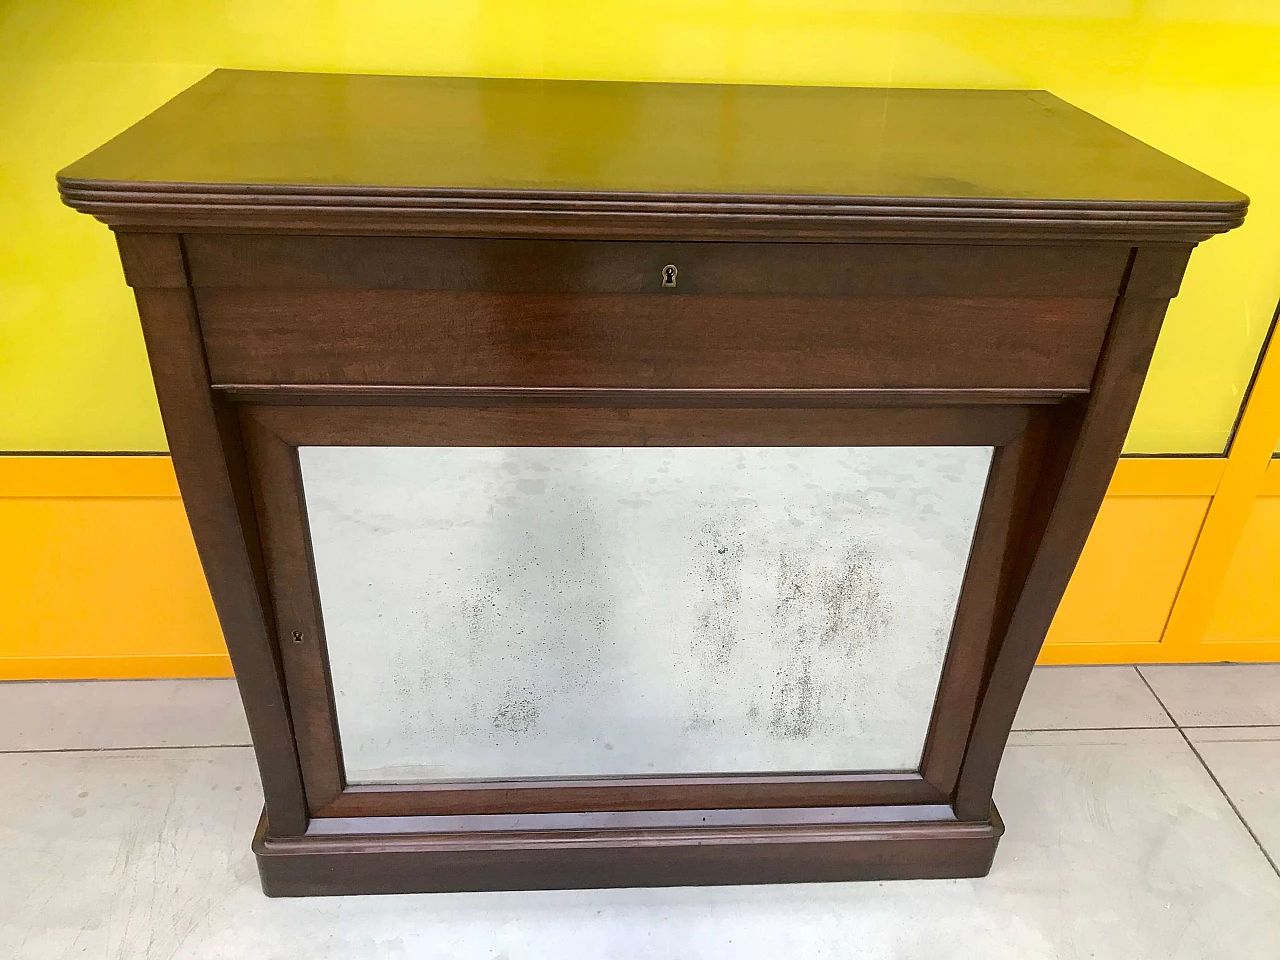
[0,654,234,681]
[1037,640,1280,665]
[1,453,1276,680]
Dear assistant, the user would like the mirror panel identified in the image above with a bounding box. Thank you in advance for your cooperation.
[299,445,992,783]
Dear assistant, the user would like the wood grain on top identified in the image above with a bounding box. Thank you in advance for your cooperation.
[59,70,1246,241]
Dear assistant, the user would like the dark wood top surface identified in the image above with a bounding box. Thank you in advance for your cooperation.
[59,70,1246,241]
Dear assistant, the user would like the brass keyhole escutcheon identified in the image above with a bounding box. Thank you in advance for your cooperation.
[661,264,678,288]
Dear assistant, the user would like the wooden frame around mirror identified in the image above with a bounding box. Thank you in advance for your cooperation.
[239,403,1039,820]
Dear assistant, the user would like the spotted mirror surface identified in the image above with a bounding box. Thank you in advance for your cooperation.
[299,445,992,783]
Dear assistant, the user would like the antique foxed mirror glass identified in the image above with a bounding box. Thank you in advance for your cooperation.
[299,446,992,783]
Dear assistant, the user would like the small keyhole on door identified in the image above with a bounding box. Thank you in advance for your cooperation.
[292,631,304,644]
[661,264,678,288]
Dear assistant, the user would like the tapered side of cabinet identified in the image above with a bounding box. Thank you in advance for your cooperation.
[952,243,1194,820]
[118,231,310,837]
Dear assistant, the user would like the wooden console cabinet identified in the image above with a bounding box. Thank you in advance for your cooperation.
[59,71,1245,896]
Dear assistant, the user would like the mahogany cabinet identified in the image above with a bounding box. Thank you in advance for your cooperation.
[59,70,1245,896]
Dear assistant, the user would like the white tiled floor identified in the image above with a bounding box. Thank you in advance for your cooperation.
[2,665,1279,959]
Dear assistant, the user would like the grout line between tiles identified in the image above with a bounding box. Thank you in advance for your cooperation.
[1136,667,1280,881]
[0,743,253,756]
[1180,734,1280,879]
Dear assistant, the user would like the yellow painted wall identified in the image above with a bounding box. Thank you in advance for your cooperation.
[2,2,1279,452]
[3,3,1280,676]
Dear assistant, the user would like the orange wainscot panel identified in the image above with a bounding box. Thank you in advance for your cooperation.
[1038,457,1223,664]
[1203,462,1280,651]
[3,454,1274,678]
[0,456,231,679]
[1039,495,1211,662]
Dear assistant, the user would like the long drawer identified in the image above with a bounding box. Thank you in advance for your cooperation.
[185,235,1129,391]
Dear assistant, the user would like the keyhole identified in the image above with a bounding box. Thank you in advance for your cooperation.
[661,264,678,288]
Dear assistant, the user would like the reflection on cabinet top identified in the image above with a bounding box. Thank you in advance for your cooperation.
[57,70,1247,242]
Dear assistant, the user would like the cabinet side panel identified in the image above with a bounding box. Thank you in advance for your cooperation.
[954,244,1194,819]
[119,231,309,836]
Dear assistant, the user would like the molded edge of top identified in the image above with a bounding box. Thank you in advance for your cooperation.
[57,177,1248,243]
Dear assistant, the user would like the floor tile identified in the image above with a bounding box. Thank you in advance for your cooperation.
[1012,665,1171,730]
[1194,737,1280,864]
[0,679,250,751]
[4,732,1280,959]
[1139,664,1280,726]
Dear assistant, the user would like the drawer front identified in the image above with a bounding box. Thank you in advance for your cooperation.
[187,236,1128,390]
